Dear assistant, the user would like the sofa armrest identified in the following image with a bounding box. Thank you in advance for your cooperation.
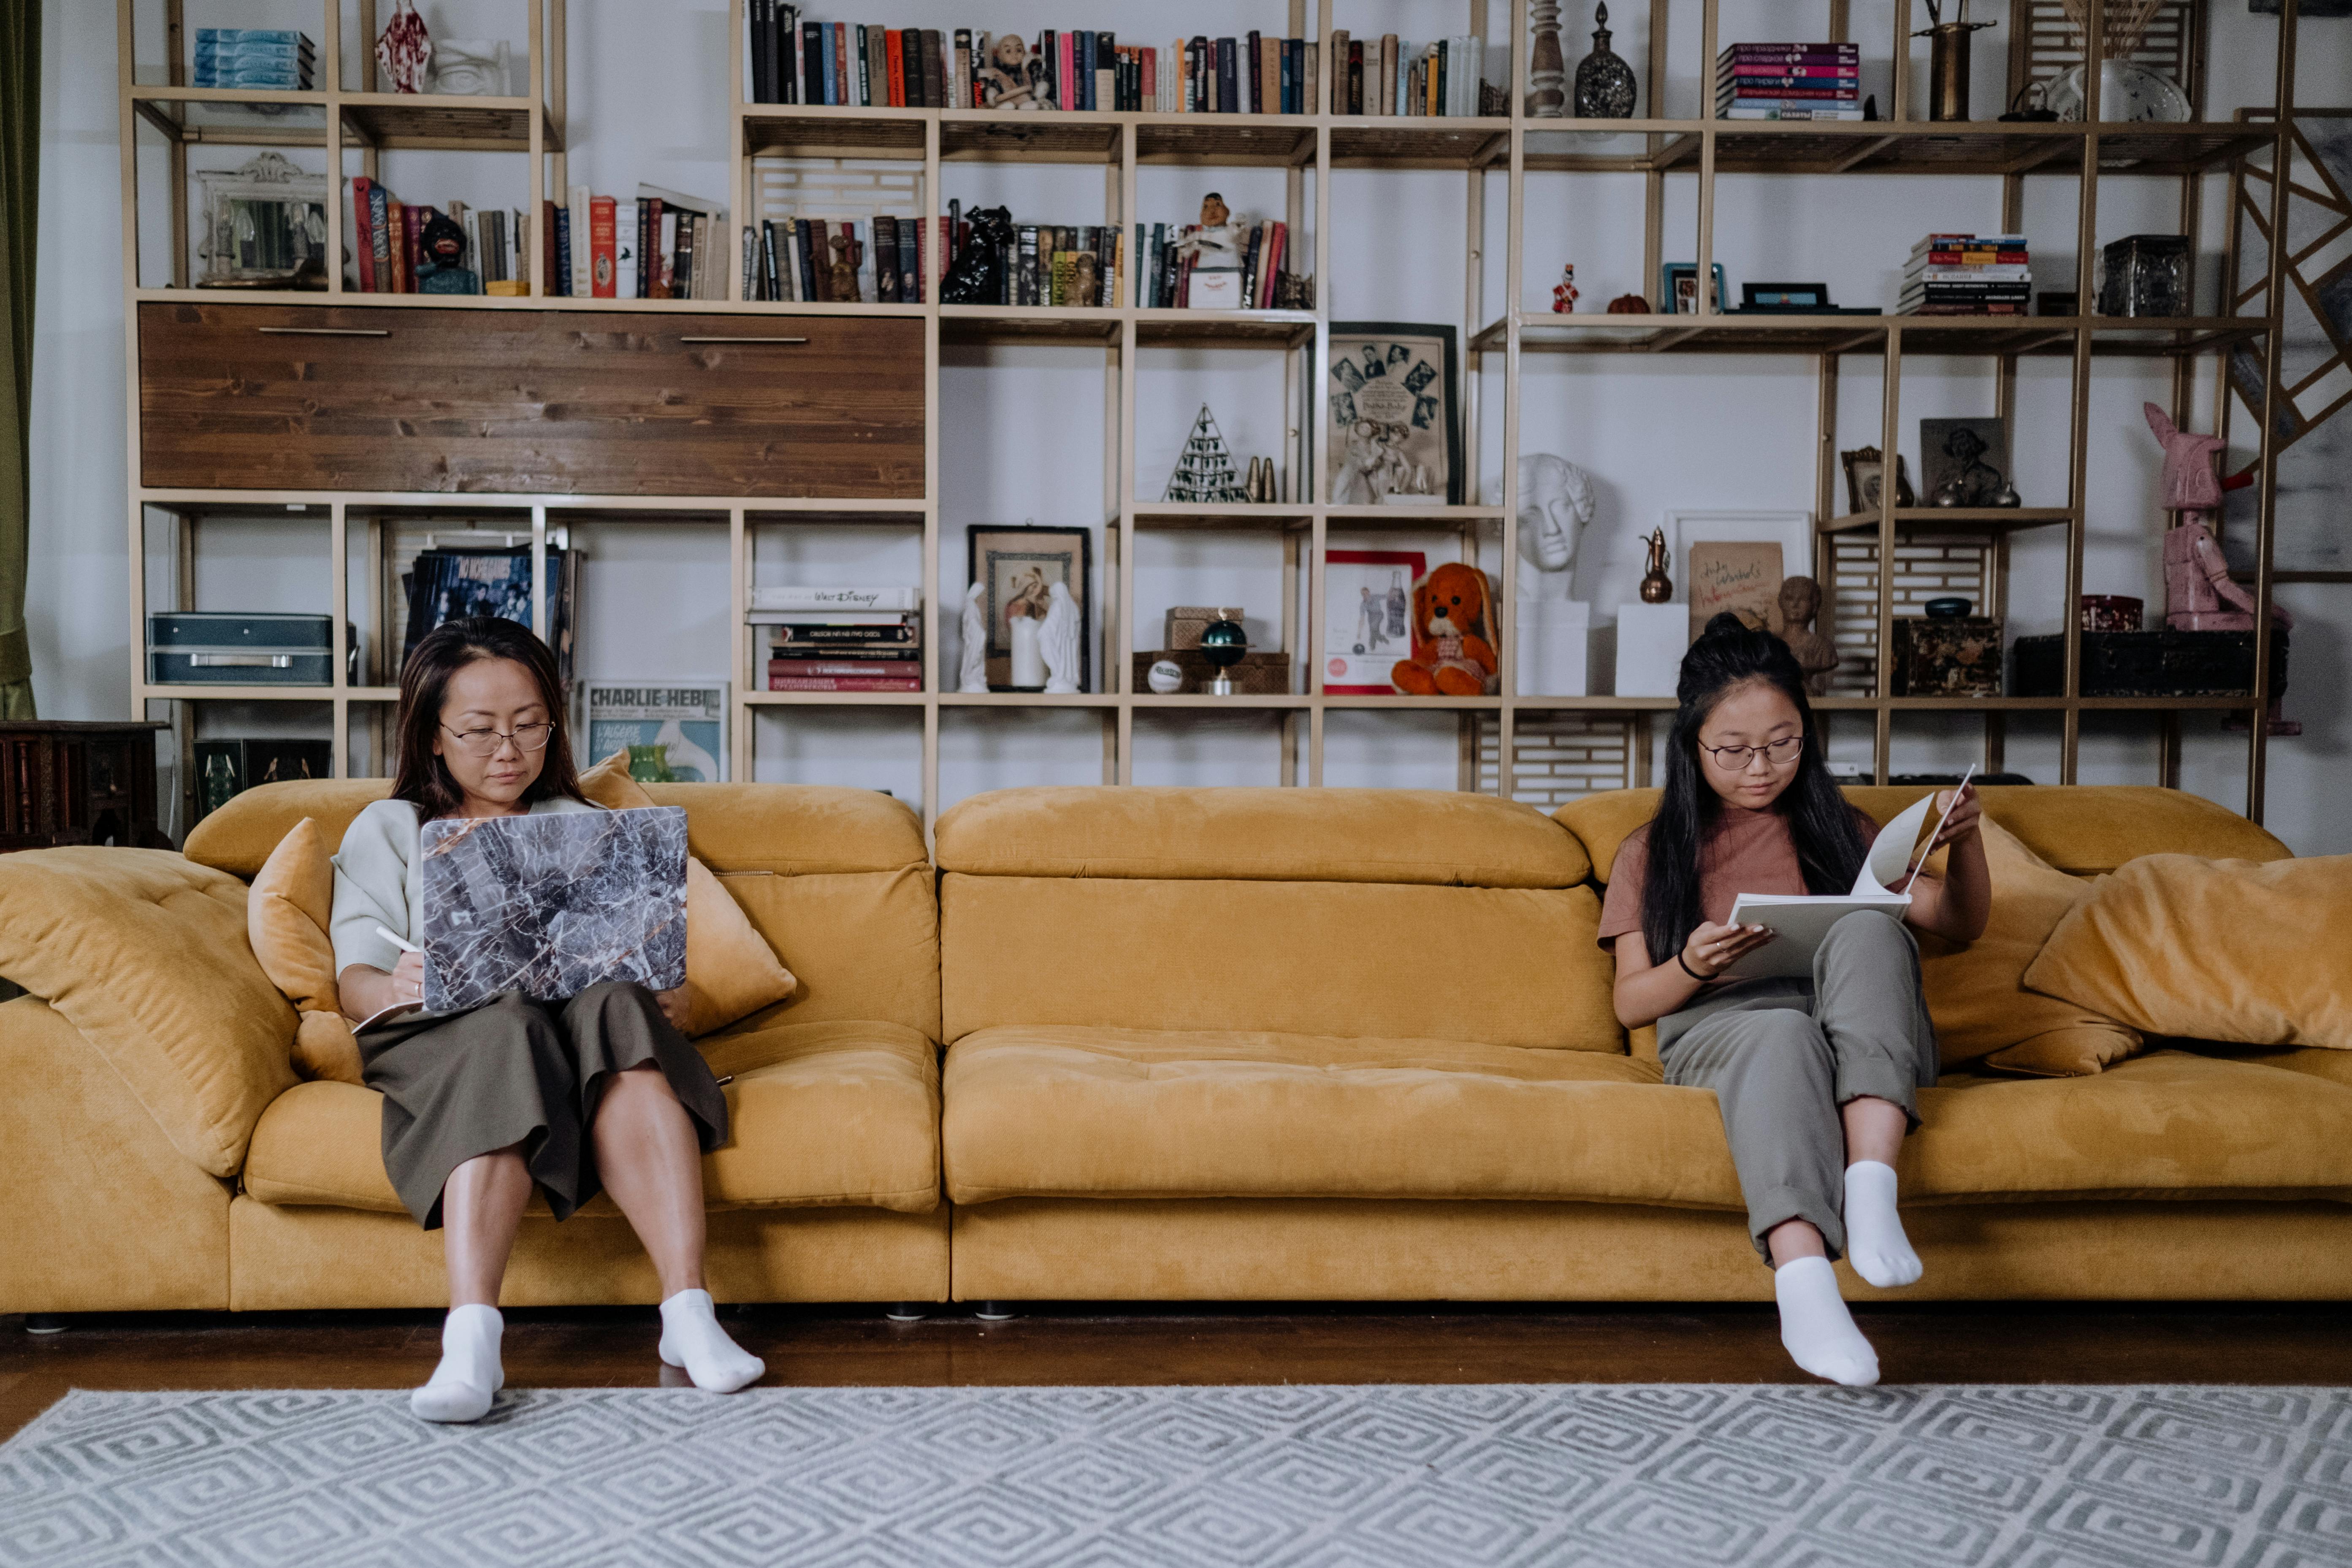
[0,847,298,1177]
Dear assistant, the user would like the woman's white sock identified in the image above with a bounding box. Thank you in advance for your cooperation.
[1774,1256,1879,1387]
[658,1289,766,1393]
[410,1303,504,1423]
[1843,1160,1924,1289]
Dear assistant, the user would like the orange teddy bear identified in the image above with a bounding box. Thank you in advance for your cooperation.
[1390,561,1498,696]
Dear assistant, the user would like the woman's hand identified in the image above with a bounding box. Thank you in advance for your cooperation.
[1924,783,1982,852]
[655,986,690,1032]
[1680,919,1775,979]
[337,952,425,1024]
[391,950,425,1005]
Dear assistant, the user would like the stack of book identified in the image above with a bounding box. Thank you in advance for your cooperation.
[1899,233,2031,315]
[193,29,315,90]
[1715,42,1859,120]
[1327,32,1490,116]
[756,588,923,692]
[743,14,1345,114]
[348,179,520,294]
[751,214,943,302]
[1135,220,1293,309]
[526,185,727,300]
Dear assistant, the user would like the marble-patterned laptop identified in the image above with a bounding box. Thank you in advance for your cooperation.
[417,805,688,1014]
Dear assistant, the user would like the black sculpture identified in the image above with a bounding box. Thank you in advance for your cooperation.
[940,205,1014,305]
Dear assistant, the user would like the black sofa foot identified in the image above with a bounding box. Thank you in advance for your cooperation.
[23,1314,68,1335]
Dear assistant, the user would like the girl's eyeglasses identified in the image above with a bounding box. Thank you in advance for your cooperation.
[1699,735,1804,771]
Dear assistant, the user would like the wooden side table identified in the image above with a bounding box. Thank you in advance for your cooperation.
[0,722,175,852]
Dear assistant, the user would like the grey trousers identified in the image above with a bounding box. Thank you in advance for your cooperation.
[1658,911,1939,1263]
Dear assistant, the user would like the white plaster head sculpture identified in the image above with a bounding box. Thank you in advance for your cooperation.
[1490,453,1596,596]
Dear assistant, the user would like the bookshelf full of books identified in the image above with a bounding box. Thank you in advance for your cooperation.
[117,0,2305,829]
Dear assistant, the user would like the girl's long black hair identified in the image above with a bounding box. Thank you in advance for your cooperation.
[1639,611,1869,966]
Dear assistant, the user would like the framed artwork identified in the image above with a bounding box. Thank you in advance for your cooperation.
[966,524,1092,691]
[1322,548,1425,693]
[582,681,729,783]
[1327,323,1462,506]
[1741,281,1829,310]
[1661,262,1728,314]
[196,152,330,285]
[1840,446,1917,513]
[1919,417,2016,507]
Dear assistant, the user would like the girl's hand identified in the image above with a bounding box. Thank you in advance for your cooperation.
[656,986,691,1032]
[1681,919,1776,979]
[1927,783,1982,851]
[391,949,425,1005]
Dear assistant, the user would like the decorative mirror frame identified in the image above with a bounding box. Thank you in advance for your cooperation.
[196,152,330,284]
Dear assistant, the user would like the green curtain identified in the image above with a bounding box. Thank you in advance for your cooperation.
[0,0,38,718]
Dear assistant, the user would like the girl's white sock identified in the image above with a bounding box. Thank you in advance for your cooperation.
[1774,1256,1879,1387]
[410,1303,504,1423]
[1843,1160,1924,1289]
[658,1289,766,1394]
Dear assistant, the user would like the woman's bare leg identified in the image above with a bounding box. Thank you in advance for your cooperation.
[591,1064,764,1392]
[413,1144,530,1423]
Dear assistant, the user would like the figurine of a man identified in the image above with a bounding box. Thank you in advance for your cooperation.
[1176,192,1248,269]
[1772,575,1841,693]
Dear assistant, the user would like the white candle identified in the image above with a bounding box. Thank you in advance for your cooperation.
[1009,615,1045,687]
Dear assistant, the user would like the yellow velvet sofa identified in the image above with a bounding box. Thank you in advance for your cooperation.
[0,780,948,1314]
[3,778,2345,1317]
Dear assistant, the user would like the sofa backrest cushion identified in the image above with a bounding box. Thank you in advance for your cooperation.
[0,847,298,1176]
[1558,784,2292,886]
[186,778,940,1041]
[936,788,1616,1050]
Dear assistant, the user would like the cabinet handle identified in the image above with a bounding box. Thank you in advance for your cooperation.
[679,336,810,344]
[257,327,391,337]
[189,653,295,669]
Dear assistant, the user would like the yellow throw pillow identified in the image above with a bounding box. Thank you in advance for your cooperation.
[578,751,799,1037]
[2024,853,2350,1050]
[246,818,366,1085]
[1916,819,2144,1077]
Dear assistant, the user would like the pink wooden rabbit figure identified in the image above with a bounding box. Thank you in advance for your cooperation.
[2145,401,2290,633]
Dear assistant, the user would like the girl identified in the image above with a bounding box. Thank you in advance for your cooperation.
[332,617,764,1422]
[1599,613,1987,1385]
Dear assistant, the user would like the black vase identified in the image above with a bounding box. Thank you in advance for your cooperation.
[1573,3,1637,119]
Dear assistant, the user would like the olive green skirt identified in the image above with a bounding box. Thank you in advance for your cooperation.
[358,980,730,1230]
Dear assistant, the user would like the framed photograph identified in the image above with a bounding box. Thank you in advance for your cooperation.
[1327,323,1462,506]
[196,152,330,285]
[1322,548,1426,693]
[1919,417,2015,507]
[967,524,1092,691]
[1840,446,1917,514]
[583,681,729,782]
[1661,262,1728,314]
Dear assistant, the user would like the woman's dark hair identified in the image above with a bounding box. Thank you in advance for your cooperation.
[392,617,584,821]
[1639,611,1868,966]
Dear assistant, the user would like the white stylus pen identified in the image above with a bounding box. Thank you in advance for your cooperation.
[374,923,423,955]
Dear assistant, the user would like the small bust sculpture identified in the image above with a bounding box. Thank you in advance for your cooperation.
[829,233,859,302]
[1772,575,1840,693]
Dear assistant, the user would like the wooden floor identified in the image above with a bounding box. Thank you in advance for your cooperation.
[8,1301,2351,1441]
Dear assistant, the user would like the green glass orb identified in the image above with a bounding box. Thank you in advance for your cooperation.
[1199,618,1247,669]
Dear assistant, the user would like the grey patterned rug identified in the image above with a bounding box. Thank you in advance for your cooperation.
[3,1383,2347,1567]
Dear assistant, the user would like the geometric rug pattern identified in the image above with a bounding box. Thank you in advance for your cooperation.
[4,1383,2349,1567]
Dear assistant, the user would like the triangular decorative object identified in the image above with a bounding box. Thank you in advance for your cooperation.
[1164,404,1248,504]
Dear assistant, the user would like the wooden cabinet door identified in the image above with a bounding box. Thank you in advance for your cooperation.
[139,302,926,498]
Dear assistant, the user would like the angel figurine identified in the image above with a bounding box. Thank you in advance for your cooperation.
[959,581,990,692]
[1039,581,1082,694]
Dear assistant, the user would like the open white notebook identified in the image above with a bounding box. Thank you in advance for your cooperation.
[1717,772,1970,980]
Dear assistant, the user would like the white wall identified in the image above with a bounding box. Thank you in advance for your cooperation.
[31,0,2349,846]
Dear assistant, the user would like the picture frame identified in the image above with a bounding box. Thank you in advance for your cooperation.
[1919,417,2016,507]
[1661,262,1729,314]
[1322,548,1427,693]
[1327,323,1463,506]
[582,681,730,782]
[1664,510,1815,641]
[196,152,331,285]
[1840,446,1917,514]
[1740,280,1829,310]
[966,524,1093,691]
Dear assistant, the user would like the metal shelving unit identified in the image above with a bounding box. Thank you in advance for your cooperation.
[117,0,2303,828]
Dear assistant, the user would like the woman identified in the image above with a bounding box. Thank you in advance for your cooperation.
[1599,613,1987,1386]
[332,617,765,1422]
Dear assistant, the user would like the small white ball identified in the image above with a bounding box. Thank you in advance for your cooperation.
[1147,659,1185,694]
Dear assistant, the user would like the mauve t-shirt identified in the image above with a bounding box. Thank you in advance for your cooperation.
[1596,804,1901,952]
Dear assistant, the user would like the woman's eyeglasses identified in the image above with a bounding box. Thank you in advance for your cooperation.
[1699,735,1804,771]
[441,723,554,758]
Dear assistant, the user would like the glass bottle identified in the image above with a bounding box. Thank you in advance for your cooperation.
[1573,3,1637,120]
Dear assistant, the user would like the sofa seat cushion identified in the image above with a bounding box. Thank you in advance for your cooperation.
[244,1019,940,1216]
[942,1028,2352,1208]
